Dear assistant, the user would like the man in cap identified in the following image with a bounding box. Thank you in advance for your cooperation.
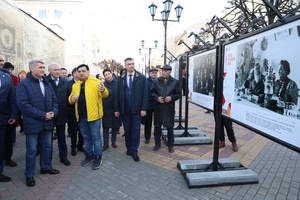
[151,64,181,153]
[142,67,158,144]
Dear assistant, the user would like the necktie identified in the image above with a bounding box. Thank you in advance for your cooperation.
[54,78,58,86]
[129,74,133,89]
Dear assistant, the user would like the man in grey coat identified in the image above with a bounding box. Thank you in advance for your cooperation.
[151,64,181,153]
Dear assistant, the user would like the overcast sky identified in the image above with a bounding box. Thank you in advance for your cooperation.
[87,0,229,64]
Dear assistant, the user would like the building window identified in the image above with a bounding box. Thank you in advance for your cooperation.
[54,10,62,19]
[39,10,47,18]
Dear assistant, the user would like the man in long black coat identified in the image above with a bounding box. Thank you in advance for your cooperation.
[151,64,181,153]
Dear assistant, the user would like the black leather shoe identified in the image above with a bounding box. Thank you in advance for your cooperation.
[168,146,174,153]
[26,177,35,187]
[71,148,77,156]
[60,158,71,166]
[144,140,149,144]
[40,168,60,175]
[0,173,11,182]
[126,150,131,156]
[5,160,17,167]
[153,146,160,151]
[132,154,140,162]
[77,147,85,152]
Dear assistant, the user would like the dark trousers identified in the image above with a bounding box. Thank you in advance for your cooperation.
[103,127,118,147]
[4,124,14,162]
[142,109,153,141]
[154,126,174,147]
[68,114,83,150]
[52,124,68,160]
[220,117,236,143]
[121,113,141,155]
[0,125,7,173]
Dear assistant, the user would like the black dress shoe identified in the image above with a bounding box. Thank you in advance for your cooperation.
[60,158,71,166]
[126,150,131,156]
[26,177,35,187]
[132,154,140,162]
[5,160,17,167]
[40,168,60,175]
[71,148,77,156]
[144,139,149,144]
[77,147,85,152]
[0,173,11,182]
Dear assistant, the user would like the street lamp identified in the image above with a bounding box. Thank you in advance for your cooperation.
[149,0,183,65]
[141,40,158,67]
[139,48,152,74]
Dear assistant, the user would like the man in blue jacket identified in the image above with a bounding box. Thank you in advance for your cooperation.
[114,57,148,162]
[17,60,59,187]
[0,55,18,182]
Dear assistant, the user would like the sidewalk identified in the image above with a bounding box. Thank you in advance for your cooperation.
[1,99,299,200]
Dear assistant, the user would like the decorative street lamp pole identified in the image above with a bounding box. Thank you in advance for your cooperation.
[149,0,183,65]
[139,40,158,74]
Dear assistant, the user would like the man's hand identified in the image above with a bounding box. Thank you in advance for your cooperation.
[165,96,172,103]
[8,119,16,125]
[98,82,105,92]
[45,111,55,120]
[71,95,78,103]
[141,111,146,117]
[157,96,164,104]
[114,112,120,118]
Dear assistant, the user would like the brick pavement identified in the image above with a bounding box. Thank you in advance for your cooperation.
[0,99,299,199]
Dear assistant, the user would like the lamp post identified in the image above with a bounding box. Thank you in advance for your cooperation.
[139,40,158,73]
[149,0,183,65]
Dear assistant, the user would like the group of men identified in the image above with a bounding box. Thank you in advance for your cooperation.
[0,55,181,187]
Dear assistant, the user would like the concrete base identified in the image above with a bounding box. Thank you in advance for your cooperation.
[177,158,259,188]
[162,129,212,145]
[163,125,198,130]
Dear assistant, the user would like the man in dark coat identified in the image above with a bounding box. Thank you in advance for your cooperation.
[102,69,122,151]
[151,64,181,153]
[114,57,148,162]
[44,62,70,166]
[66,67,84,156]
[0,54,18,182]
[17,60,59,187]
[142,67,158,144]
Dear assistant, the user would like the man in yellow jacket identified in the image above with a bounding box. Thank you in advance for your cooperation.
[68,64,108,170]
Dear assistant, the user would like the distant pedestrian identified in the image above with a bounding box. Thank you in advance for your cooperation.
[219,117,238,152]
[69,64,108,170]
[151,64,181,153]
[114,57,148,162]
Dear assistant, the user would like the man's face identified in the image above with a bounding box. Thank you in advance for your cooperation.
[61,69,67,78]
[150,71,158,79]
[7,68,13,75]
[77,66,89,81]
[125,60,135,73]
[49,64,61,78]
[104,71,113,82]
[31,62,45,79]
[0,55,4,69]
[161,69,171,78]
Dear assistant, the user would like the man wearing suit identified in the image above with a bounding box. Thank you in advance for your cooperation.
[114,57,148,162]
[45,62,70,166]
[0,55,18,182]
